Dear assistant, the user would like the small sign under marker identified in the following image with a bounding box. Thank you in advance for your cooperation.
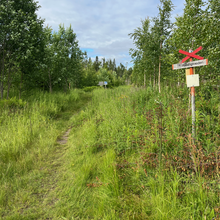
[187,74,200,87]
[185,69,195,84]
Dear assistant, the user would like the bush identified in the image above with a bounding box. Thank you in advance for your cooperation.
[83,86,98,92]
[0,97,27,109]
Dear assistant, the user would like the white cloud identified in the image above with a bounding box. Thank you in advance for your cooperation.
[36,0,185,67]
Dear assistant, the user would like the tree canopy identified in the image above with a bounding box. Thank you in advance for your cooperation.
[129,0,220,88]
[0,0,129,98]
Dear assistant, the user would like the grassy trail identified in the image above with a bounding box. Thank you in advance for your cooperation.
[1,91,92,219]
[50,86,219,220]
[1,86,220,219]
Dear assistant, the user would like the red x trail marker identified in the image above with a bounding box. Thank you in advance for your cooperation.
[172,46,208,143]
[179,46,204,64]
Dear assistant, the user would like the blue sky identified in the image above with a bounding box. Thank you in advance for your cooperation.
[36,0,186,68]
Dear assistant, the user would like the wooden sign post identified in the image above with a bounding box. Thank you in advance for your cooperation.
[172,46,208,142]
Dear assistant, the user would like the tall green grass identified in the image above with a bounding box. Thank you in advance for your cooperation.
[0,89,80,162]
[56,85,220,219]
[1,85,219,219]
[0,89,84,217]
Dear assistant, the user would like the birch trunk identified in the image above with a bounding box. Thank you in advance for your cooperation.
[154,65,156,88]
[0,45,5,99]
[7,62,12,99]
[19,72,23,99]
[158,41,162,93]
[48,71,52,93]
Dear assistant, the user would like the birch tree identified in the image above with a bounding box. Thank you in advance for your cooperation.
[0,0,45,98]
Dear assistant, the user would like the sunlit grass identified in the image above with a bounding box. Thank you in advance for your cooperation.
[1,85,219,219]
[0,89,91,219]
[56,85,220,219]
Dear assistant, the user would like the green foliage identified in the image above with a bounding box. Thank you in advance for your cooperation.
[130,0,220,88]
[0,89,91,219]
[0,89,81,164]
[35,24,85,92]
[83,86,98,92]
[0,0,130,96]
[0,97,26,109]
[0,0,45,98]
[167,0,220,85]
[129,0,174,88]
[1,85,219,219]
[55,85,219,219]
[82,56,129,88]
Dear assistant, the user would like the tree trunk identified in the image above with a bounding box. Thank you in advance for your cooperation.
[158,41,162,93]
[65,77,69,92]
[63,82,67,93]
[48,71,52,93]
[154,65,156,88]
[0,81,3,99]
[19,72,23,99]
[144,70,146,88]
[0,47,5,99]
[7,62,12,99]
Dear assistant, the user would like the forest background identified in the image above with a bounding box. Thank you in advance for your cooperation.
[0,0,132,100]
[0,0,219,99]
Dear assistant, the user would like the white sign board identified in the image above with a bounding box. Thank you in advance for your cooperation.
[172,59,208,70]
[187,74,200,87]
[98,82,105,86]
[98,81,108,86]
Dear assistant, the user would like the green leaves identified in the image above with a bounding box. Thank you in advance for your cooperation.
[42,24,85,91]
[0,0,45,98]
[129,0,174,87]
[130,0,219,87]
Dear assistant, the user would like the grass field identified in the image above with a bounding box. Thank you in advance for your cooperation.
[1,85,220,219]
[0,89,92,219]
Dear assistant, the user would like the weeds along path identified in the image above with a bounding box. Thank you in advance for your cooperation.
[0,91,92,219]
[46,86,220,220]
[1,86,219,219]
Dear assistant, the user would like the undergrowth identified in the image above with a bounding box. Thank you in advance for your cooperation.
[1,85,219,219]
[57,85,220,219]
[0,89,91,219]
